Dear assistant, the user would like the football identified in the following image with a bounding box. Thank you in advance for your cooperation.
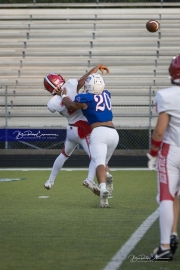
[146,20,159,33]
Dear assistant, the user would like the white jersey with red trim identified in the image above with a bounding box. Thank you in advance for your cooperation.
[155,85,180,146]
[47,78,87,124]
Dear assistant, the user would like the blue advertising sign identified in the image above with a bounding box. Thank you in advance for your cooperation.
[0,129,66,142]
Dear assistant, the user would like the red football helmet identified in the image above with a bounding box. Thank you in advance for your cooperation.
[169,54,180,84]
[44,73,65,94]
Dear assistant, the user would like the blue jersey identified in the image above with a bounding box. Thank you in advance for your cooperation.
[74,90,113,125]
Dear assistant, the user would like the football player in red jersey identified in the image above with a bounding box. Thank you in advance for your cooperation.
[147,54,180,260]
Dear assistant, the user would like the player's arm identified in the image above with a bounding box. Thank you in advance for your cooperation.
[61,91,87,110]
[147,112,170,170]
[77,64,110,92]
[150,112,170,154]
[62,97,87,110]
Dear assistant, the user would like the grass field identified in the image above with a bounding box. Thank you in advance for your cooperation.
[0,169,179,270]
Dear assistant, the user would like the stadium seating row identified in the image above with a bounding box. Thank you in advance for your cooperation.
[0,7,178,130]
[0,7,180,19]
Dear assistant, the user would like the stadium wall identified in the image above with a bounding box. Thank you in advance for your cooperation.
[0,149,147,168]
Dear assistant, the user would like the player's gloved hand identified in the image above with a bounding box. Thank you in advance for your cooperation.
[147,153,157,171]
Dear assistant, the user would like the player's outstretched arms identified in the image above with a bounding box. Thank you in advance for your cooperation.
[77,64,110,92]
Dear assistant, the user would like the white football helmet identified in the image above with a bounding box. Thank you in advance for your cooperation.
[84,73,105,94]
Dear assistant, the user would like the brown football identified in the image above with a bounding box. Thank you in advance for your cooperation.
[146,20,159,33]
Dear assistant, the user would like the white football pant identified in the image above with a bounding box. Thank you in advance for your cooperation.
[157,143,180,244]
[49,125,96,182]
[157,143,180,202]
[63,125,91,157]
[89,126,119,168]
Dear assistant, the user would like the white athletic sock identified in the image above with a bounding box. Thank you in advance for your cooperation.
[86,159,96,183]
[171,232,178,236]
[160,200,174,244]
[99,183,106,189]
[49,153,69,180]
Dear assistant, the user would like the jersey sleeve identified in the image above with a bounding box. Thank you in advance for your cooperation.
[62,79,78,95]
[74,93,94,103]
[47,96,64,113]
[155,91,173,114]
[75,94,87,103]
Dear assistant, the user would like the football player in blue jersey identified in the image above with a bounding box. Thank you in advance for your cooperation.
[58,73,119,208]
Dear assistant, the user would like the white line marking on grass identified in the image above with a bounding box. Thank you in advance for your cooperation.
[0,177,27,182]
[0,168,150,171]
[103,208,159,270]
[38,196,49,199]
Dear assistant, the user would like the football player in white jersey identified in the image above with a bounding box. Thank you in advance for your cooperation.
[43,64,114,199]
[58,73,119,208]
[147,54,180,260]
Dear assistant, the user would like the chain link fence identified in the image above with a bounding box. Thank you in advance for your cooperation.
[0,1,175,152]
[0,85,158,150]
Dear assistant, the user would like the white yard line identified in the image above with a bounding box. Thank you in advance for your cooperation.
[0,168,150,171]
[103,208,159,270]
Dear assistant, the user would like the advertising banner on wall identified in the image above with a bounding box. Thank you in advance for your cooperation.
[0,129,66,142]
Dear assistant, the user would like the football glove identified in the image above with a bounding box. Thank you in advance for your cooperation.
[147,153,157,171]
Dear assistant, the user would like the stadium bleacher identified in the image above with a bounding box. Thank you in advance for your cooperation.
[0,6,179,131]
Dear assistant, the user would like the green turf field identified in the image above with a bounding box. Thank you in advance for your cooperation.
[0,169,179,270]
